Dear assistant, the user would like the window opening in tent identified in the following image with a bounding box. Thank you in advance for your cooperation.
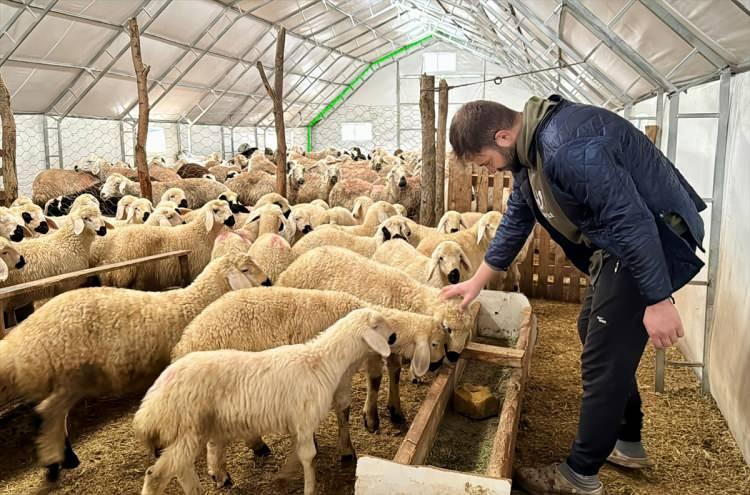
[423,52,456,73]
[147,127,166,155]
[341,122,373,142]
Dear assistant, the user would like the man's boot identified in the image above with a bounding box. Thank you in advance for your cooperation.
[516,463,603,495]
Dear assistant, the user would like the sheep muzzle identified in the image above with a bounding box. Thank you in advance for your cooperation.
[302,225,313,234]
[179,199,188,208]
[448,269,460,284]
[262,278,273,287]
[142,212,150,221]
[15,256,26,269]
[35,222,50,234]
[388,333,397,345]
[329,175,338,185]
[398,177,407,188]
[446,350,460,362]
[10,226,24,242]
[223,216,236,227]
[96,226,107,236]
[429,357,444,372]
[22,212,32,223]
[450,228,459,233]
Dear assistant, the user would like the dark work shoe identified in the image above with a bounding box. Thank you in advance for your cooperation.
[516,463,604,495]
[607,443,654,469]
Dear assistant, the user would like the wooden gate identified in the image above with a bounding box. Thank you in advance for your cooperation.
[447,156,587,303]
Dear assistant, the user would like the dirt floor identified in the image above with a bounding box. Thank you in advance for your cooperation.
[0,371,429,495]
[515,299,750,495]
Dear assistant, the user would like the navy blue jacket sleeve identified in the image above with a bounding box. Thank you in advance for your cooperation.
[484,176,536,271]
[558,138,673,304]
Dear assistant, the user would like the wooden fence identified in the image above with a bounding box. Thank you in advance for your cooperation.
[447,157,587,303]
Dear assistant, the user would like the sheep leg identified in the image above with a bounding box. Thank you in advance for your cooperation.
[386,354,405,424]
[274,436,302,482]
[33,391,78,485]
[62,413,80,469]
[246,437,272,457]
[296,433,317,495]
[207,439,232,489]
[142,436,199,495]
[332,373,356,462]
[362,355,383,433]
[176,466,202,495]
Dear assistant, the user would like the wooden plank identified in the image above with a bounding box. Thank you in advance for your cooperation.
[355,456,512,495]
[393,359,467,465]
[435,79,448,221]
[645,124,659,144]
[476,167,489,213]
[419,74,436,226]
[492,172,504,211]
[461,342,523,367]
[448,154,472,213]
[0,250,191,301]
[178,253,191,286]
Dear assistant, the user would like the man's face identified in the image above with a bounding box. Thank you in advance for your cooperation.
[469,143,516,174]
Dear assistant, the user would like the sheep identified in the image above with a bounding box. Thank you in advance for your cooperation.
[460,211,483,228]
[87,157,139,181]
[240,204,295,244]
[0,237,24,283]
[224,170,276,205]
[277,246,479,363]
[289,203,326,242]
[302,146,341,161]
[437,210,469,233]
[171,288,447,460]
[226,153,248,169]
[381,164,421,219]
[181,190,248,224]
[144,203,187,227]
[208,164,241,183]
[90,199,236,290]
[158,187,189,208]
[136,308,392,495]
[295,162,341,204]
[393,203,407,217]
[0,252,270,489]
[340,163,379,183]
[321,200,398,236]
[101,174,228,208]
[31,169,101,207]
[351,196,374,223]
[291,225,386,258]
[247,233,294,283]
[316,206,358,227]
[254,192,291,218]
[148,164,181,182]
[311,199,329,209]
[123,197,154,224]
[0,203,114,323]
[372,239,472,287]
[417,211,503,278]
[10,202,58,237]
[248,150,278,174]
[113,195,139,220]
[328,177,372,209]
[285,160,307,204]
[210,230,252,260]
[176,162,211,179]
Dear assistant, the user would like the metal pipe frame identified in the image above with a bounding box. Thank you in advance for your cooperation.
[0,0,35,41]
[564,0,677,92]
[701,68,732,394]
[0,0,60,68]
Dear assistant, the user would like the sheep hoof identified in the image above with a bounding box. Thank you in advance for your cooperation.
[44,463,61,483]
[387,406,406,425]
[62,439,80,469]
[253,443,272,458]
[363,411,379,433]
[340,453,357,465]
[211,473,233,489]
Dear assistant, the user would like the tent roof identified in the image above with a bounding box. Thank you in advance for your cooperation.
[1,0,748,126]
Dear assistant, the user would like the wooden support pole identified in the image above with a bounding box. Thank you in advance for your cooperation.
[0,74,19,206]
[435,79,448,221]
[257,27,287,197]
[128,17,153,202]
[419,74,436,226]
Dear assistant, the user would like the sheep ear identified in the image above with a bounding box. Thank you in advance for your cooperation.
[459,217,468,229]
[381,225,391,241]
[352,201,362,218]
[159,217,171,227]
[226,269,252,290]
[73,218,85,235]
[125,207,135,223]
[363,328,391,358]
[104,219,116,230]
[177,208,191,215]
[0,259,8,282]
[204,208,215,232]
[377,210,389,224]
[427,255,440,281]
[237,204,250,213]
[436,216,447,233]
[115,202,126,220]
[118,180,128,195]
[476,219,488,244]
[411,338,430,378]
[21,225,33,238]
[460,248,473,273]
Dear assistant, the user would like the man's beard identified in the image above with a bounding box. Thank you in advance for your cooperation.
[494,144,519,172]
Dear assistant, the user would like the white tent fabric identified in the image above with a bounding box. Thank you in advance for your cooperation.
[1,0,749,127]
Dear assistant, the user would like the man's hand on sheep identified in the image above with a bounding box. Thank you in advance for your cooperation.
[439,261,497,311]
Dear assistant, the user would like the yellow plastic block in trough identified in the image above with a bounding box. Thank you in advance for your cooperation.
[453,383,500,420]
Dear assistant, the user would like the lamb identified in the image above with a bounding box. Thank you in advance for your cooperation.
[311,199,329,209]
[254,192,291,218]
[247,150,277,174]
[290,224,386,258]
[328,177,372,209]
[0,203,114,323]
[320,200,398,236]
[171,288,447,460]
[437,210,469,233]
[285,160,307,204]
[277,246,479,361]
[10,202,58,237]
[351,196,374,223]
[113,195,139,220]
[372,239,472,287]
[176,162,210,179]
[158,187,189,208]
[137,309,392,495]
[181,190,248,223]
[31,169,100,207]
[90,199,236,290]
[295,162,341,204]
[247,233,294,283]
[289,203,326,242]
[101,174,228,208]
[123,197,154,224]
[0,207,33,242]
[0,252,270,489]
[0,237,24,283]
[417,211,503,278]
[240,204,295,244]
[224,169,276,205]
[381,164,421,219]
[316,206,358,226]
[144,203,187,227]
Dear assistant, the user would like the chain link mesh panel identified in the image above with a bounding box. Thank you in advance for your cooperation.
[13,115,47,196]
[313,105,397,152]
[61,117,121,167]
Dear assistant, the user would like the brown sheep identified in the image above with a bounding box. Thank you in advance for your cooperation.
[224,170,276,205]
[32,169,101,207]
[328,178,373,210]
[177,163,211,179]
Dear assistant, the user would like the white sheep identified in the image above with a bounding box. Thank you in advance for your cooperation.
[247,233,294,283]
[0,237,24,283]
[289,203,326,242]
[0,252,269,489]
[0,206,32,242]
[135,308,394,495]
[320,201,397,236]
[90,199,237,290]
[277,246,479,362]
[311,199,329,209]
[158,187,189,209]
[10,202,58,237]
[295,161,341,204]
[437,210,467,234]
[143,203,187,227]
[372,239,472,287]
[351,196,374,223]
[316,206,358,227]
[172,287,447,460]
[210,230,252,260]
[291,215,410,258]
[100,174,228,208]
[254,192,291,218]
[240,203,296,244]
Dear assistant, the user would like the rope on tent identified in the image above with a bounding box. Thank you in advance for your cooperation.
[422,62,586,91]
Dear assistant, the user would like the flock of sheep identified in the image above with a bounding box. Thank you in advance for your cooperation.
[0,145,528,495]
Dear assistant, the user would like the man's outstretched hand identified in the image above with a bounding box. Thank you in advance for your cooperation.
[440,279,482,311]
[643,298,684,348]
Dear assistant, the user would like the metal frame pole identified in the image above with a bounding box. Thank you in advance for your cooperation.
[0,0,60,68]
[41,115,50,169]
[396,60,401,149]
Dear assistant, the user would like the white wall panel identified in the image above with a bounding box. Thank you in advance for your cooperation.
[14,115,46,196]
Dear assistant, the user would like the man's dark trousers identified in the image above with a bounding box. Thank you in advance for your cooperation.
[566,254,651,475]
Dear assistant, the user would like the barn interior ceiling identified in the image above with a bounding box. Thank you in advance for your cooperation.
[1,0,749,127]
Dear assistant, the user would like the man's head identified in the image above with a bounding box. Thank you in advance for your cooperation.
[450,100,522,172]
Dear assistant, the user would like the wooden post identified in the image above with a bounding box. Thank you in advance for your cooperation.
[128,17,153,202]
[0,74,19,206]
[435,79,448,221]
[256,27,287,197]
[419,74,436,226]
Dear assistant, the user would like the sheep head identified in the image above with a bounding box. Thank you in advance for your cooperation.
[351,196,373,222]
[100,173,130,200]
[428,241,472,285]
[150,204,186,227]
[218,191,249,214]
[378,216,411,242]
[11,203,57,236]
[255,192,291,219]
[0,207,32,242]
[286,161,306,189]
[0,237,24,281]
[115,195,139,220]
[325,163,341,186]
[437,211,465,234]
[202,199,235,232]
[160,188,188,209]
[409,322,448,378]
[69,203,114,237]
[432,300,480,362]
[127,198,154,224]
[475,211,503,245]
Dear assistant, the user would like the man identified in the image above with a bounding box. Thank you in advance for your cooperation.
[441,95,705,495]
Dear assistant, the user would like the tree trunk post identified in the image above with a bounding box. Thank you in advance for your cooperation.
[435,78,448,221]
[0,74,18,206]
[128,17,153,202]
[256,27,287,197]
[419,74,436,226]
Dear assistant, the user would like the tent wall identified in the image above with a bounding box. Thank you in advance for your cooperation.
[708,70,750,464]
[15,115,47,196]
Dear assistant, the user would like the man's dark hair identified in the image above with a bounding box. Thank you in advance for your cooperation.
[450,100,519,160]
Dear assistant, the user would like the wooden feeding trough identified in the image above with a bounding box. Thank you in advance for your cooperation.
[356,290,537,494]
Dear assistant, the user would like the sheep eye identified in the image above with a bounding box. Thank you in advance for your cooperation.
[84,217,90,221]
[439,257,444,262]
